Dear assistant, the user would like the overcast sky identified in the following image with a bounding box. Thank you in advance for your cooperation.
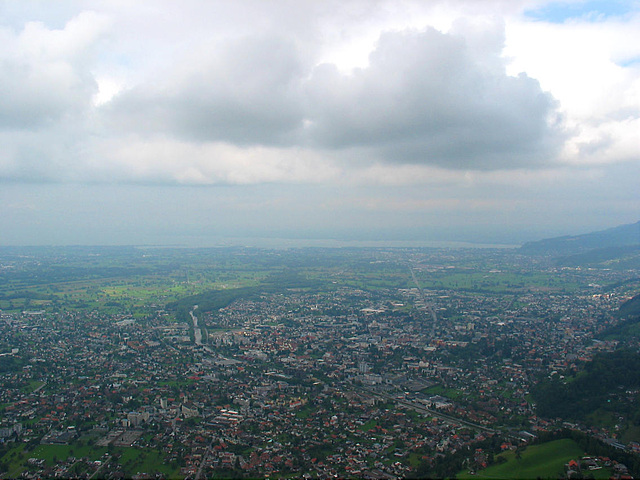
[0,0,638,246]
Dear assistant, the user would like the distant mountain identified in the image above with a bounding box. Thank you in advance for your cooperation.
[520,221,640,256]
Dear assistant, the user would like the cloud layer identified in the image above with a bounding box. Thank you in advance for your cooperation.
[103,23,564,171]
[2,1,621,185]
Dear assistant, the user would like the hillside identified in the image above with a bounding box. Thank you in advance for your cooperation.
[598,294,640,341]
[619,293,640,318]
[556,244,640,269]
[457,439,589,480]
[520,221,640,256]
[533,350,640,433]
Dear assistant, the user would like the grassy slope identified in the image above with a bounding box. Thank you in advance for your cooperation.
[458,439,587,480]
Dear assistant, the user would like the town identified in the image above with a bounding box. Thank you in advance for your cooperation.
[0,245,639,478]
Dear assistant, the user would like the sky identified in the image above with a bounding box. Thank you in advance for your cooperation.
[0,0,638,246]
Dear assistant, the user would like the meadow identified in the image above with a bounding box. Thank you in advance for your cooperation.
[457,439,611,479]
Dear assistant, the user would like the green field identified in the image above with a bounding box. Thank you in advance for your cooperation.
[414,270,582,293]
[0,442,181,479]
[0,246,607,317]
[422,384,464,400]
[457,439,610,480]
[117,446,180,477]
[0,442,107,478]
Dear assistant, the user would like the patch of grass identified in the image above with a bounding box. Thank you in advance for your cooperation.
[458,439,584,479]
[422,384,463,400]
[30,442,107,465]
[0,442,26,477]
[408,452,426,468]
[586,409,617,428]
[23,380,45,394]
[360,419,378,432]
[117,447,176,477]
[296,405,314,419]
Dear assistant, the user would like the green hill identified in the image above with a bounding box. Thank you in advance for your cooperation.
[457,439,591,479]
[532,349,640,442]
[597,294,640,341]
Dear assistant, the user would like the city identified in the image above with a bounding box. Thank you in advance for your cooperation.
[0,245,639,478]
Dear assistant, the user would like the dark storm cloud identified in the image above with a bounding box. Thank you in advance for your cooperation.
[106,24,564,170]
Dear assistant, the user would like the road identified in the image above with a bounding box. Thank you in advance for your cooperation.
[195,442,214,480]
[30,381,47,395]
[89,455,111,479]
[189,306,203,345]
[409,266,438,334]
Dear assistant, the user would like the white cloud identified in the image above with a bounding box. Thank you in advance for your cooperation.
[100,18,564,172]
[0,11,109,129]
[82,136,341,185]
[505,10,640,166]
[1,0,637,183]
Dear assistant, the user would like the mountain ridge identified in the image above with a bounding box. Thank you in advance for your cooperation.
[520,220,640,256]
